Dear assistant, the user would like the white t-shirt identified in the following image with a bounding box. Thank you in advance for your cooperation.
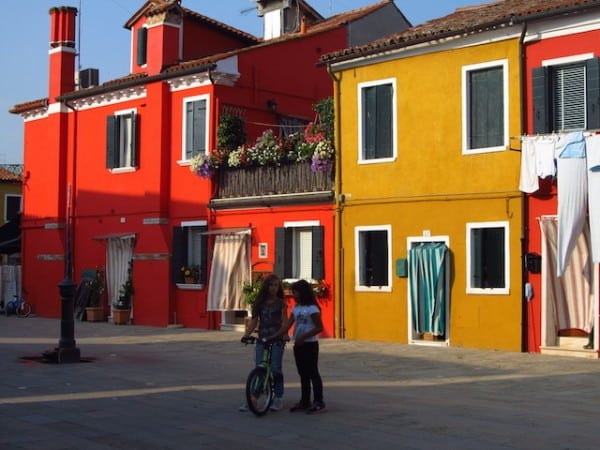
[292,304,320,343]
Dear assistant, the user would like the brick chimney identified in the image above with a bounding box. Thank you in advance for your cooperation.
[48,6,77,101]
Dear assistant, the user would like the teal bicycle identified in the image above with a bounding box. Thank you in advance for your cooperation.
[241,336,274,416]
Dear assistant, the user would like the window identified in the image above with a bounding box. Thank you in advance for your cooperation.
[358,79,396,163]
[355,225,392,291]
[4,194,21,222]
[466,221,509,294]
[533,56,600,133]
[136,27,147,66]
[462,60,508,153]
[183,95,210,161]
[106,109,138,169]
[274,223,324,281]
[172,222,208,284]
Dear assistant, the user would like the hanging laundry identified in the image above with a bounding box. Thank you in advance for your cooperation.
[534,135,557,178]
[556,131,588,276]
[519,136,539,193]
[586,134,600,263]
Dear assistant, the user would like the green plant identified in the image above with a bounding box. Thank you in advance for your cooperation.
[242,273,264,308]
[114,261,134,310]
[88,269,105,307]
[217,114,246,152]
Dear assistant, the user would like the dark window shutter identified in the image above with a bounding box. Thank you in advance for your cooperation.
[586,57,600,130]
[532,66,551,134]
[274,227,286,278]
[131,112,138,167]
[137,27,147,66]
[311,226,324,280]
[106,115,118,169]
[172,227,186,283]
[199,233,208,284]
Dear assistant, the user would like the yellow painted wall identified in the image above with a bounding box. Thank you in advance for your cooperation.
[335,38,524,351]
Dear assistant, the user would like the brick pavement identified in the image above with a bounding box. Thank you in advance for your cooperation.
[0,316,598,449]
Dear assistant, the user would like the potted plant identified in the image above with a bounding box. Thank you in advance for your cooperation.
[180,264,200,284]
[113,262,134,325]
[85,269,105,322]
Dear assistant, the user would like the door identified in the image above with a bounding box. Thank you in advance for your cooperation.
[407,238,450,344]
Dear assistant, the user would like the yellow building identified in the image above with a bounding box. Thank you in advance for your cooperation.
[323,6,524,351]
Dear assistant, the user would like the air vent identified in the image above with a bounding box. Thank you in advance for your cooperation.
[78,68,99,89]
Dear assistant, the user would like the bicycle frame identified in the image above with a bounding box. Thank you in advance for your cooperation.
[243,336,275,416]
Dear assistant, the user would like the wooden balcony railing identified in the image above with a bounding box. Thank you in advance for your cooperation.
[215,162,333,199]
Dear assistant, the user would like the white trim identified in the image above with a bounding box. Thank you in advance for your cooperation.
[283,220,320,227]
[461,59,509,155]
[357,78,397,165]
[466,221,510,295]
[180,220,207,227]
[542,53,594,66]
[354,225,392,292]
[181,94,210,162]
[524,10,600,43]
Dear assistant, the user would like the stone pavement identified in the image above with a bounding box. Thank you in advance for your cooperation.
[0,316,599,450]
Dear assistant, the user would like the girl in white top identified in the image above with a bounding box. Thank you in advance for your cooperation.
[269,278,325,413]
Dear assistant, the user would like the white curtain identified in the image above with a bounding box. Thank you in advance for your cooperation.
[540,216,594,335]
[106,236,135,314]
[207,233,250,311]
[0,265,21,307]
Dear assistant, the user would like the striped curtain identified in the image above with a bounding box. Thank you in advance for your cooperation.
[539,216,594,334]
[409,242,448,336]
[207,233,250,311]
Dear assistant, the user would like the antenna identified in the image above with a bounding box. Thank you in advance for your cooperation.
[241,6,255,15]
[77,0,82,80]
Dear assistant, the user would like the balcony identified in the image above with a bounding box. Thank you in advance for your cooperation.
[210,162,334,209]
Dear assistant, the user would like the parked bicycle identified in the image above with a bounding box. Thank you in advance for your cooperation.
[241,335,275,416]
[5,294,32,318]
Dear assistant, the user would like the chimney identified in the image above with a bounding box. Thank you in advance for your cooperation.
[48,6,77,101]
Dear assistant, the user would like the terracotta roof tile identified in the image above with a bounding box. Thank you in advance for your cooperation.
[321,0,600,64]
[0,165,23,182]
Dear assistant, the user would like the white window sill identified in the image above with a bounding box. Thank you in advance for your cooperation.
[176,283,204,291]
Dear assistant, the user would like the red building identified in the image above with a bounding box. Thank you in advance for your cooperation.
[522,2,600,356]
[9,0,410,333]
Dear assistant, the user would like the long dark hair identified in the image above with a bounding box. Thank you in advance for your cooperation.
[252,273,284,314]
[290,279,320,308]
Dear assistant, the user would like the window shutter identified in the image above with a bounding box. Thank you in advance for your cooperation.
[532,67,551,134]
[311,226,324,280]
[172,227,186,283]
[587,57,600,130]
[274,227,286,278]
[130,112,138,167]
[137,27,147,66]
[106,115,118,169]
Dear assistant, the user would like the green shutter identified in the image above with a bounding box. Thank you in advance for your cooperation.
[274,227,285,277]
[106,115,117,169]
[532,66,551,134]
[311,226,324,280]
[131,112,138,167]
[137,27,147,66]
[586,57,600,130]
[172,227,186,283]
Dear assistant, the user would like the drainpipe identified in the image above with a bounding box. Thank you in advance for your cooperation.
[327,62,344,339]
[518,22,529,353]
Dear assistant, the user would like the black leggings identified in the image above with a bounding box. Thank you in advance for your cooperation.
[293,341,323,405]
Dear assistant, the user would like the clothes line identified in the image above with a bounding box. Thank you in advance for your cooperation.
[511,129,600,140]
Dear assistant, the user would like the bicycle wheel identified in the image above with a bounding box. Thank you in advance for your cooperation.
[17,302,32,318]
[245,367,273,416]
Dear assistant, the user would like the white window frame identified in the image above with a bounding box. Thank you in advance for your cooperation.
[462,59,509,155]
[181,94,210,163]
[110,108,137,173]
[357,78,397,165]
[354,225,392,292]
[466,221,510,295]
[283,220,319,282]
[4,194,21,222]
[180,220,208,281]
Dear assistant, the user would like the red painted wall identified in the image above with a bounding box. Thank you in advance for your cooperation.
[524,28,600,352]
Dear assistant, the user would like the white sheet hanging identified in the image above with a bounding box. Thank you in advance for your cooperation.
[556,136,588,276]
[586,134,600,263]
[519,136,539,193]
[535,136,557,179]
